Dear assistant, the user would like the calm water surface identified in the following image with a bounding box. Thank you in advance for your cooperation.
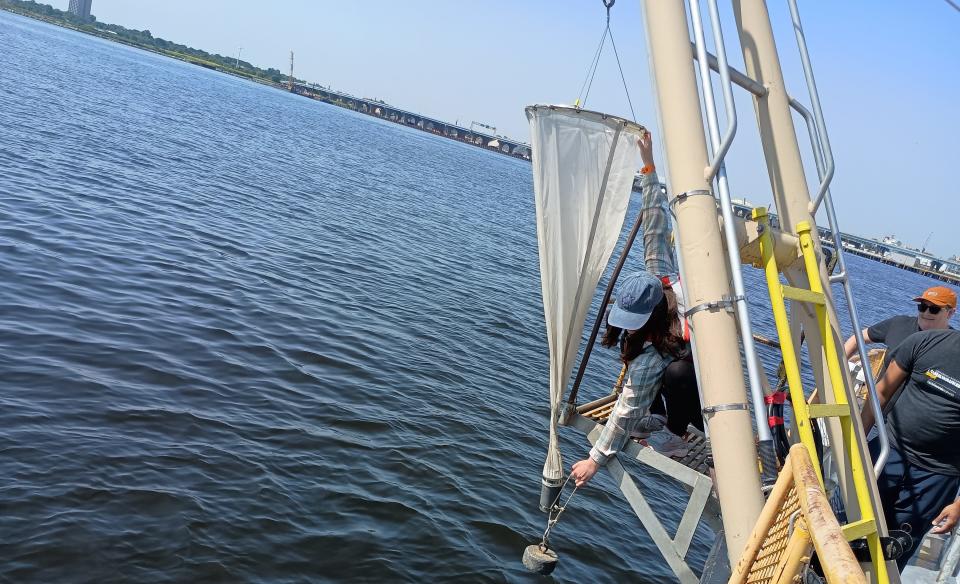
[1,11,954,583]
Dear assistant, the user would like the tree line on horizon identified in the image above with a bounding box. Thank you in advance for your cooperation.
[1,0,291,84]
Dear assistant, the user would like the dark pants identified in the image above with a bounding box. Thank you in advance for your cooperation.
[649,356,703,436]
[868,437,960,570]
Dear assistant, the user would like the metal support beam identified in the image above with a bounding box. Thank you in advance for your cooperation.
[690,42,767,98]
[641,0,764,564]
[724,213,800,268]
[571,413,719,516]
[573,413,715,584]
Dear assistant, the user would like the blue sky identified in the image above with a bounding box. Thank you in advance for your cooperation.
[79,1,960,255]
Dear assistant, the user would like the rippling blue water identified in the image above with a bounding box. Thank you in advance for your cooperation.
[1,11,955,583]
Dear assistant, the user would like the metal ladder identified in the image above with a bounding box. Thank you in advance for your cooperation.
[783,0,891,476]
[686,0,891,479]
[687,0,897,579]
[754,209,888,583]
[686,0,892,487]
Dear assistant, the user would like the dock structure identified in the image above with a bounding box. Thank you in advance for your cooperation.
[834,246,960,286]
[289,82,532,161]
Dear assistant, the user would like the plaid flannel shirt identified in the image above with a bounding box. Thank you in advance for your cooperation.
[589,170,677,466]
[639,170,677,279]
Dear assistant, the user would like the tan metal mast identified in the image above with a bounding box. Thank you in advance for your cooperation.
[640,0,764,563]
[732,0,810,235]
[731,1,895,579]
[636,0,899,578]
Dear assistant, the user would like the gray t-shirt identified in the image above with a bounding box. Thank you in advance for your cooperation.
[867,314,920,353]
[886,329,960,476]
[868,315,953,375]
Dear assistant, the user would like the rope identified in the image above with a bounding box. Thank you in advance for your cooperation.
[608,29,637,122]
[576,26,607,108]
[540,474,580,548]
[575,0,637,122]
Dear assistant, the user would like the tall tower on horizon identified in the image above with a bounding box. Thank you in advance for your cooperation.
[67,0,92,19]
[288,51,294,92]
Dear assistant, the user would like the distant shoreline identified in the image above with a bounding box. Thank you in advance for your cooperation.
[0,4,284,90]
[0,3,533,163]
[833,245,960,286]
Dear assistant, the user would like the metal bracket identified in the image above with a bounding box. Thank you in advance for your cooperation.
[702,402,749,415]
[849,532,909,562]
[684,294,744,318]
[669,188,713,208]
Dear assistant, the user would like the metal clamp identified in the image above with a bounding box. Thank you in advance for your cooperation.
[669,188,713,208]
[684,294,744,318]
[702,402,750,415]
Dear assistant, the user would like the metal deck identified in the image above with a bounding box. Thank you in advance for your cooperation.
[577,393,713,475]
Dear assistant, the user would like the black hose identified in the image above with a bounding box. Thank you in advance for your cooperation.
[566,209,644,405]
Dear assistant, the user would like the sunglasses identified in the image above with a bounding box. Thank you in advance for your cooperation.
[918,303,945,315]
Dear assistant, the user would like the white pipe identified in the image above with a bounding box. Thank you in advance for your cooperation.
[785,0,836,216]
[688,0,776,480]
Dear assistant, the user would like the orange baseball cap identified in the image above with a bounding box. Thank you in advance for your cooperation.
[913,286,958,308]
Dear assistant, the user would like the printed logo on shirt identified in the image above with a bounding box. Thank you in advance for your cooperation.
[921,369,960,405]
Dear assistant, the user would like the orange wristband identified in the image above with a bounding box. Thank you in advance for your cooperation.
[640,164,655,175]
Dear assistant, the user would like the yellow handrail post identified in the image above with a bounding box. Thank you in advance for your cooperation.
[797,222,888,583]
[750,210,889,582]
[753,208,822,484]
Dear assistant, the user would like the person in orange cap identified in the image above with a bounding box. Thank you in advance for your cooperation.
[834,286,958,568]
[843,285,957,362]
[860,326,960,569]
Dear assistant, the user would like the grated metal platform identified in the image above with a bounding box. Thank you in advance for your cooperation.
[577,393,713,475]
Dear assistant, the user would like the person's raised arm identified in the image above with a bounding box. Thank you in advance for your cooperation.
[638,130,655,172]
[844,328,874,360]
[861,359,907,434]
[637,132,676,278]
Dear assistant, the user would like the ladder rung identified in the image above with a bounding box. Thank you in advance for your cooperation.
[781,285,825,305]
[841,518,877,542]
[806,403,851,418]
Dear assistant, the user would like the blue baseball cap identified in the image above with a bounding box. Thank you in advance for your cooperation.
[607,271,664,331]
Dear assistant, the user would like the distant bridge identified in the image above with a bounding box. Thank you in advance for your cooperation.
[289,83,532,161]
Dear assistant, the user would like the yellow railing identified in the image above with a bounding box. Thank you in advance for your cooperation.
[752,208,887,582]
[730,444,865,584]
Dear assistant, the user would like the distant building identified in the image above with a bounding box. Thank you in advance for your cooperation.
[68,0,92,19]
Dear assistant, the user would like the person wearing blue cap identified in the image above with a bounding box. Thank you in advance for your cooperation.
[569,131,695,488]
